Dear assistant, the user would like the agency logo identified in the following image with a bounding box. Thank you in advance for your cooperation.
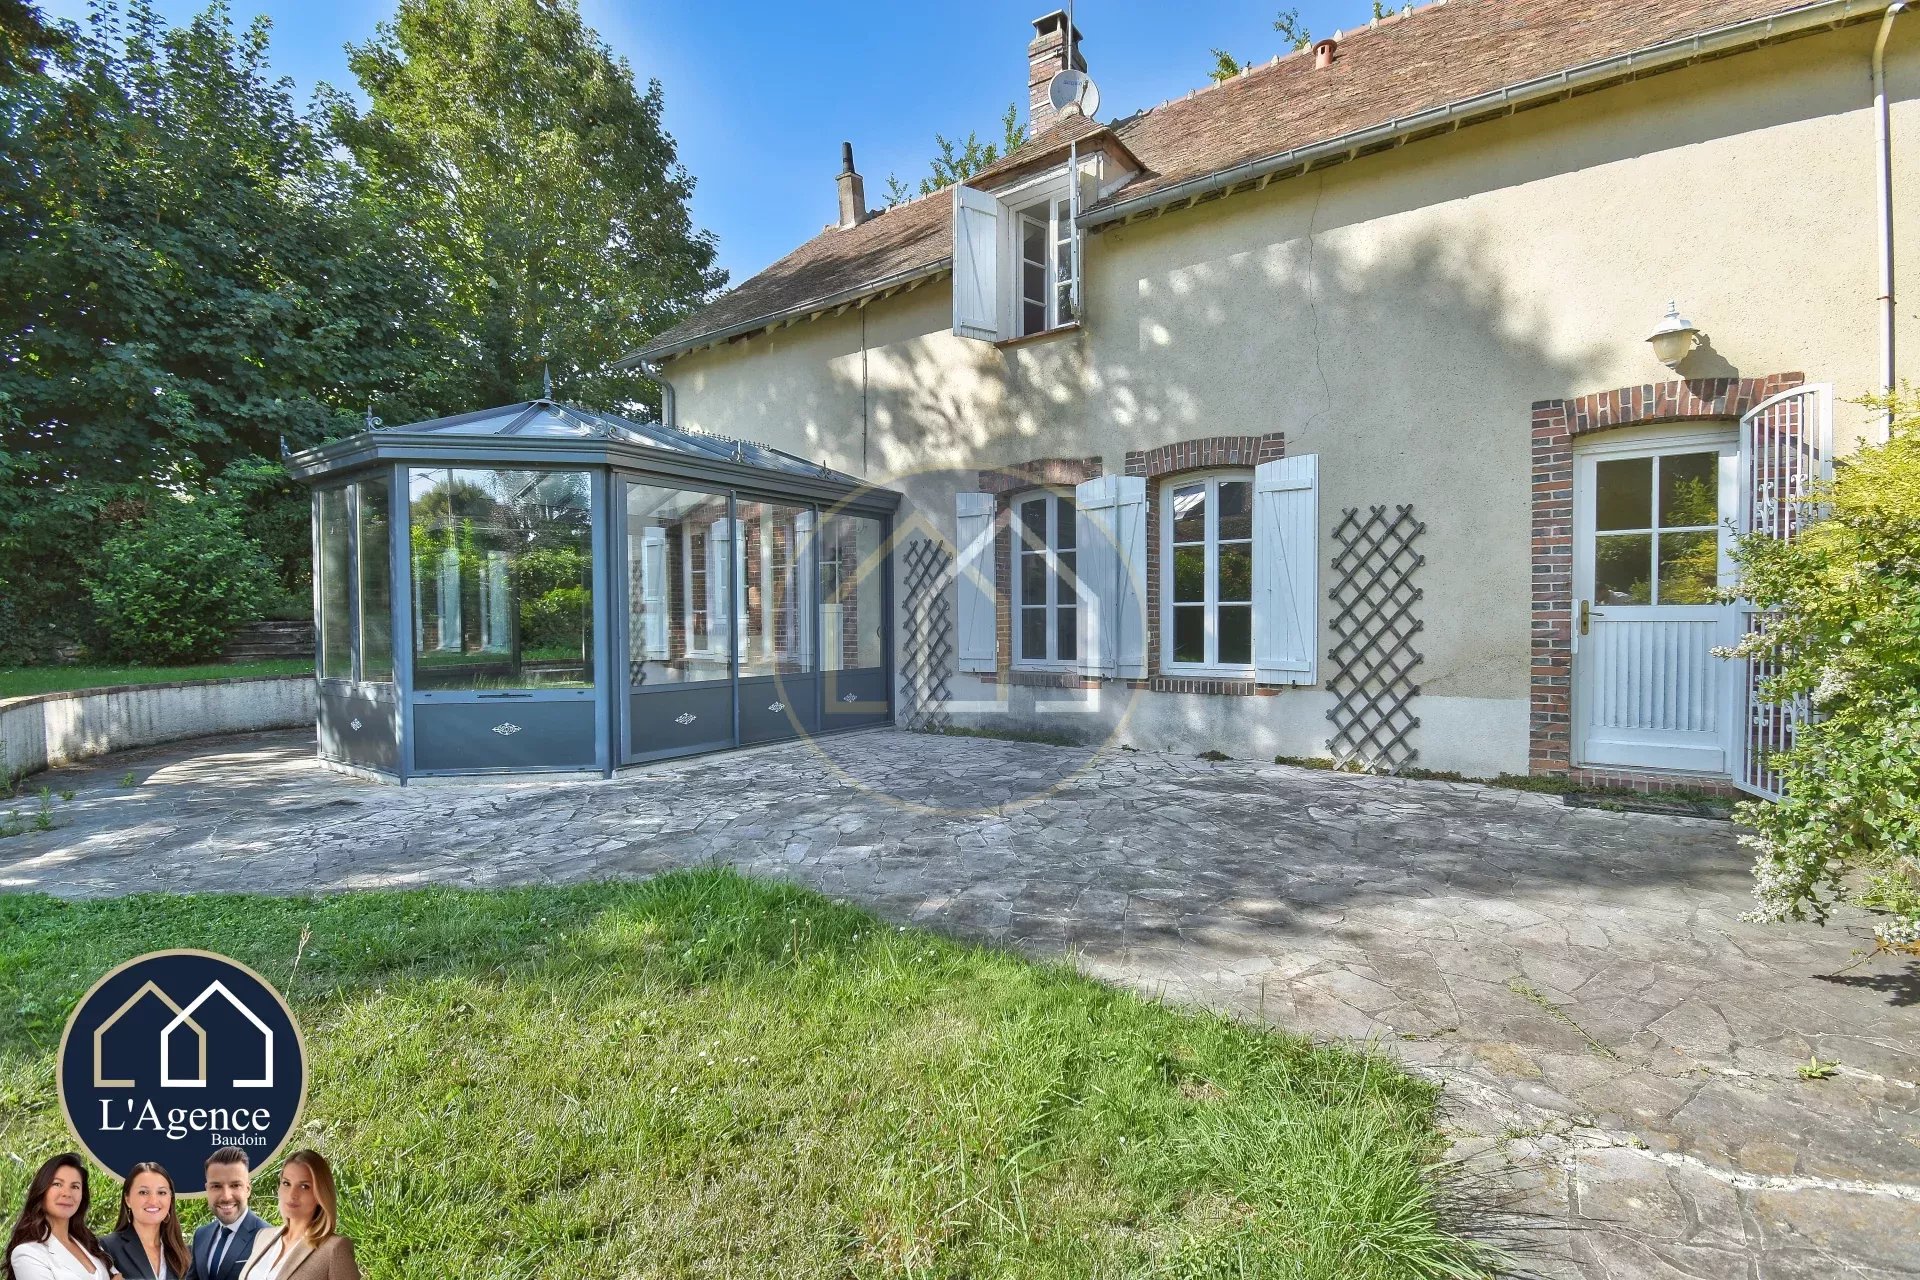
[58,950,307,1196]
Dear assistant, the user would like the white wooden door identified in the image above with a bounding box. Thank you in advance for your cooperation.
[1573,431,1740,773]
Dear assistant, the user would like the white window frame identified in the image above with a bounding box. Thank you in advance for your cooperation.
[1013,194,1075,338]
[992,169,1078,340]
[1011,490,1079,671]
[1160,471,1256,678]
[681,520,711,657]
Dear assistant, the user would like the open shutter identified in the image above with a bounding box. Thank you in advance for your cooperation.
[793,510,815,671]
[1071,476,1146,678]
[1732,385,1833,799]
[952,185,1001,342]
[637,529,669,658]
[1253,454,1319,685]
[955,492,997,672]
[1075,478,1118,676]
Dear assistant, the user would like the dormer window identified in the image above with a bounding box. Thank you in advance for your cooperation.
[951,168,1083,343]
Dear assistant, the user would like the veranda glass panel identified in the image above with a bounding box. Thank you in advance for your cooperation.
[626,483,732,685]
[408,468,594,689]
[357,479,393,682]
[738,498,814,677]
[820,513,883,672]
[317,486,352,680]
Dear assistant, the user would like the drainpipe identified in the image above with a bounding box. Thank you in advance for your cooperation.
[1875,1,1906,440]
[636,356,677,428]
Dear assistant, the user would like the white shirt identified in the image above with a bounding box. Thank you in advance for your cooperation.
[7,1239,113,1280]
[204,1222,242,1274]
[244,1235,290,1280]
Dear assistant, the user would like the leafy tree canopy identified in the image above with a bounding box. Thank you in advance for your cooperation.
[335,0,725,415]
[884,103,1026,208]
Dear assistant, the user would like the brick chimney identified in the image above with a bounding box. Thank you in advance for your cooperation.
[836,141,868,229]
[1027,11,1086,136]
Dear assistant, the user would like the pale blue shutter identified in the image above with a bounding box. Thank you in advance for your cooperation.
[1113,477,1147,678]
[1072,476,1146,678]
[955,492,997,672]
[1253,455,1319,685]
[952,185,1001,342]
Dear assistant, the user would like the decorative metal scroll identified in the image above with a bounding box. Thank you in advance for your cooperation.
[1326,504,1425,773]
[899,537,954,731]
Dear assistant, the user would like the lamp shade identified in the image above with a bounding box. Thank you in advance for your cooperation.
[1647,302,1700,368]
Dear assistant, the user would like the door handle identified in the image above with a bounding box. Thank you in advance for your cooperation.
[1579,599,1591,636]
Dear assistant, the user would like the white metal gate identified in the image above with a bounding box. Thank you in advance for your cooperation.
[1732,385,1834,799]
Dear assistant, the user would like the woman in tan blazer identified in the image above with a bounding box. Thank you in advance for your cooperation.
[235,1152,358,1280]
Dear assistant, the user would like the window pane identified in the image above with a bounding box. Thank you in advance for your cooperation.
[1056,281,1075,324]
[1218,605,1252,666]
[739,499,814,677]
[1218,545,1252,602]
[821,513,883,672]
[1021,552,1046,602]
[1022,261,1046,305]
[1023,299,1046,335]
[1218,481,1252,542]
[1595,457,1652,531]
[1658,530,1718,604]
[317,487,351,680]
[1022,216,1045,263]
[1055,496,1076,548]
[1172,546,1205,603]
[1659,452,1719,527]
[1020,497,1047,542]
[1021,607,1046,660]
[357,480,393,682]
[1173,606,1205,664]
[1171,484,1206,543]
[409,468,594,690]
[1594,533,1652,605]
[1057,606,1076,661]
[627,483,731,685]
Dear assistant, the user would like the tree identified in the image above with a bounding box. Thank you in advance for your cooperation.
[0,0,67,85]
[883,103,1027,207]
[336,0,724,416]
[1208,49,1243,83]
[1725,390,1920,956]
[1274,8,1312,51]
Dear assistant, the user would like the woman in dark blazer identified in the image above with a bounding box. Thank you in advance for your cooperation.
[100,1164,190,1280]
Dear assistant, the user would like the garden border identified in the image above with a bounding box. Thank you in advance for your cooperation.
[0,676,315,782]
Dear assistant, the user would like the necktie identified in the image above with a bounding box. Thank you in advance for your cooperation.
[208,1226,234,1277]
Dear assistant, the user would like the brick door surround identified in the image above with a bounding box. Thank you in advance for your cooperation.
[1528,374,1802,793]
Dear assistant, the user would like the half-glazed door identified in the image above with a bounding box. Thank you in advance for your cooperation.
[1573,433,1739,773]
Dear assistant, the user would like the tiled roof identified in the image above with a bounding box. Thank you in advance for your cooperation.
[639,0,1843,361]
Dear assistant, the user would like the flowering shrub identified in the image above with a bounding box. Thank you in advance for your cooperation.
[1723,391,1920,953]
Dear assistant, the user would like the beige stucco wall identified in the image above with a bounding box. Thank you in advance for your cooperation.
[667,22,1920,773]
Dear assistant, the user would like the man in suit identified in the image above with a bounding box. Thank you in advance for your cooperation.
[193,1148,268,1280]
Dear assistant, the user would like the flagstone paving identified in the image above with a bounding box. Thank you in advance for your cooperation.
[4,727,1916,1278]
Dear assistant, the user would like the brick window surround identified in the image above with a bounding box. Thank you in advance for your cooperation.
[979,457,1103,688]
[1528,374,1802,794]
[1123,433,1287,696]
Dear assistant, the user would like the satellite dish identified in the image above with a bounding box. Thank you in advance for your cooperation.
[1047,67,1100,119]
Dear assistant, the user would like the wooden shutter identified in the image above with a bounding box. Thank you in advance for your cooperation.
[1253,455,1319,685]
[952,185,1001,342]
[1732,385,1833,799]
[638,529,668,658]
[1072,476,1146,678]
[955,492,997,672]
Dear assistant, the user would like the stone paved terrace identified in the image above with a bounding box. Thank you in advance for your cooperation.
[3,727,1916,1278]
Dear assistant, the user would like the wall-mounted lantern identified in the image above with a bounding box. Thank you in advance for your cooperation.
[1646,301,1701,369]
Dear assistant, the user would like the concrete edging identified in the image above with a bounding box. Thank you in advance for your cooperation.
[0,675,315,782]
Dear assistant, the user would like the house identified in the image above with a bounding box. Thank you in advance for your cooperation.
[621,0,1917,796]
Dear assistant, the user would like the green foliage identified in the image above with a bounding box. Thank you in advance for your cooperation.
[82,498,277,662]
[1274,8,1313,51]
[335,0,724,416]
[0,659,309,698]
[884,103,1027,207]
[1726,390,1920,952]
[1209,48,1244,82]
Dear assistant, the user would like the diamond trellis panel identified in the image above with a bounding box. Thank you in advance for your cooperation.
[1326,504,1426,772]
[900,537,954,732]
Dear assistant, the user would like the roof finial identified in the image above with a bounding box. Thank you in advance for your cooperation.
[543,363,554,400]
[364,401,382,430]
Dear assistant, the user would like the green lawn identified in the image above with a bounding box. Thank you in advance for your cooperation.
[0,660,312,698]
[0,873,1499,1278]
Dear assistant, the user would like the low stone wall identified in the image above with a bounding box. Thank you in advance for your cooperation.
[0,676,315,781]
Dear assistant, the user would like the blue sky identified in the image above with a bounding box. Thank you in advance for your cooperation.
[39,1,1367,285]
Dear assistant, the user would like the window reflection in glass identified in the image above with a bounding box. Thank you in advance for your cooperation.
[820,513,883,672]
[627,483,731,686]
[1659,452,1718,527]
[317,487,352,680]
[1658,531,1718,605]
[358,481,393,682]
[738,498,814,677]
[1594,533,1652,605]
[409,468,594,690]
[1595,457,1651,531]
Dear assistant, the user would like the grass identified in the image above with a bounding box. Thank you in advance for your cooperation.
[1271,756,1732,807]
[0,872,1499,1279]
[0,660,312,699]
[915,725,1086,749]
